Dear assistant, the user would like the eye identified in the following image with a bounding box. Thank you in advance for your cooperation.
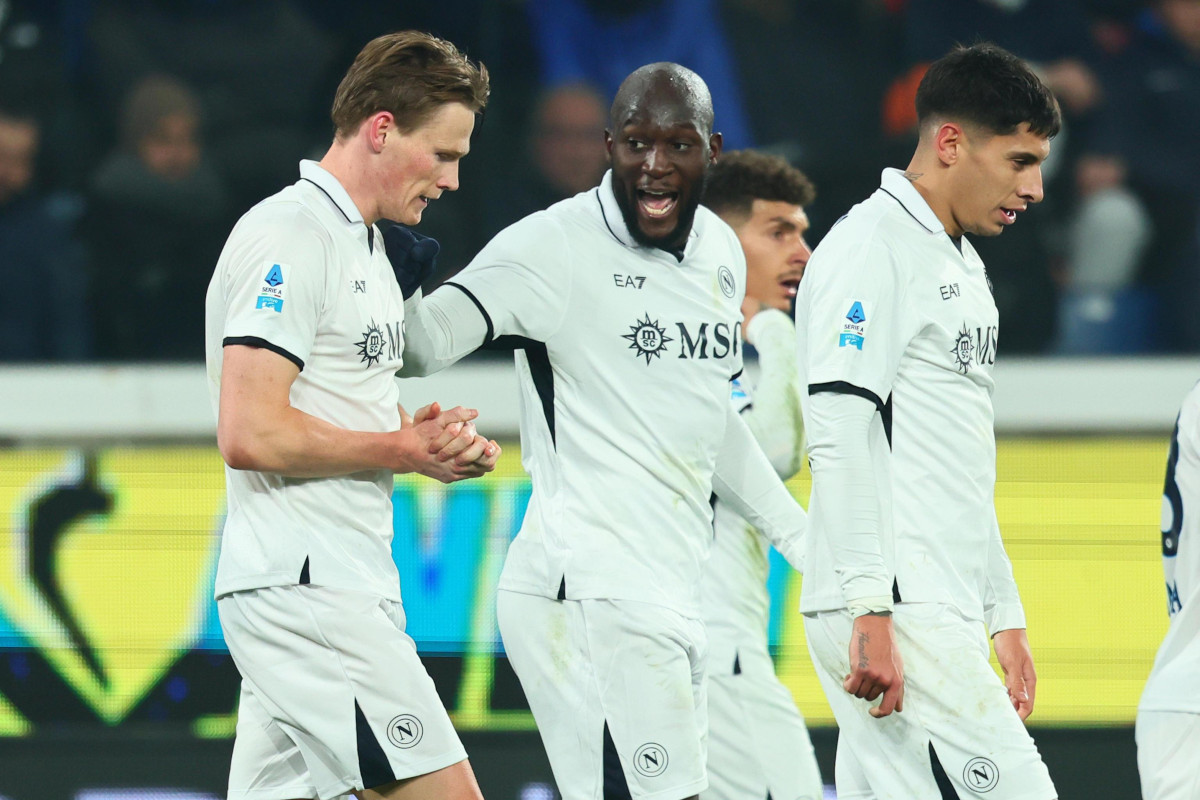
[672,141,692,151]
[627,139,646,152]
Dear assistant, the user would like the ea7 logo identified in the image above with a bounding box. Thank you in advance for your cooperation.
[614,274,647,289]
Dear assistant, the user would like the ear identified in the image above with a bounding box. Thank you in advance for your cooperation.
[708,131,723,164]
[367,111,395,154]
[933,122,964,166]
[604,129,614,162]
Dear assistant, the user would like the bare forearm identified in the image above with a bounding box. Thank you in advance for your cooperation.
[218,405,408,477]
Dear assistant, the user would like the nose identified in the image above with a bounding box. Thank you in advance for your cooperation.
[642,143,671,176]
[1020,165,1045,205]
[439,161,460,192]
[792,236,812,269]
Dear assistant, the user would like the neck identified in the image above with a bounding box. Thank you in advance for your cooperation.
[904,152,962,239]
[318,140,377,225]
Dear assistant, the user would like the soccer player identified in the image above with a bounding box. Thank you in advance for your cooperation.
[793,43,1060,799]
[699,151,824,800]
[205,32,500,800]
[396,63,807,800]
[1137,379,1200,800]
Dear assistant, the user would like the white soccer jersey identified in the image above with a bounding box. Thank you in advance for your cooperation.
[1140,379,1200,714]
[205,160,408,601]
[704,309,804,666]
[447,170,746,616]
[794,168,1024,629]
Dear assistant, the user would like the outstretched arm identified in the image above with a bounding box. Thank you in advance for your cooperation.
[399,286,491,377]
[712,402,806,571]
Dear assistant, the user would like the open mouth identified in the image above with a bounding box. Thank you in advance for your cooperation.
[780,276,802,298]
[637,188,678,219]
[1000,207,1018,224]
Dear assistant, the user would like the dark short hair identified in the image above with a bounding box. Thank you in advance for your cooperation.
[701,150,816,220]
[331,30,489,138]
[916,42,1061,138]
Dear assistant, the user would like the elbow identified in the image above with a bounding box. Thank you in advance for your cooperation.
[218,421,263,471]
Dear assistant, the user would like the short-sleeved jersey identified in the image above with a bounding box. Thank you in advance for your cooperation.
[795,168,1005,619]
[205,160,408,601]
[1141,380,1200,713]
[449,170,746,616]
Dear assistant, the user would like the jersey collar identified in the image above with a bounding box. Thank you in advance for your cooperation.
[879,168,944,235]
[596,169,700,262]
[299,159,365,226]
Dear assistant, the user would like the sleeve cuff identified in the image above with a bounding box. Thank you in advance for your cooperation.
[985,603,1027,636]
[847,595,895,617]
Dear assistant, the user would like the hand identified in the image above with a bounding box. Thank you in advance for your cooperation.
[740,296,769,341]
[383,223,441,299]
[843,613,905,718]
[993,628,1037,721]
[397,405,496,483]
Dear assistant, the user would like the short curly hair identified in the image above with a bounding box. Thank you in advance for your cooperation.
[331,30,489,138]
[701,150,816,222]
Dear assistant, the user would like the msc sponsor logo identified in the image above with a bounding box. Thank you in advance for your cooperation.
[355,320,403,367]
[951,323,998,374]
[623,314,742,364]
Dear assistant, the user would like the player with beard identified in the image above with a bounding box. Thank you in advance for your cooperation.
[394,63,808,800]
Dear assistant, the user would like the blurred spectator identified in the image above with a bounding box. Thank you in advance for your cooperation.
[483,83,609,238]
[525,0,755,148]
[888,0,1105,353]
[1061,0,1200,352]
[86,0,336,214]
[721,0,899,237]
[0,104,90,361]
[0,0,93,193]
[85,75,230,361]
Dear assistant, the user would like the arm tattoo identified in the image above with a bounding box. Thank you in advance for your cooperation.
[856,631,870,670]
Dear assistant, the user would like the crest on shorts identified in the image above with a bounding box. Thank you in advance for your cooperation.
[622,314,673,364]
[963,756,999,792]
[633,742,669,777]
[387,714,424,749]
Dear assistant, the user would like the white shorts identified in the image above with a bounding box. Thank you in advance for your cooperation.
[1136,709,1200,800]
[702,640,824,800]
[218,585,468,800]
[496,589,708,800]
[805,604,1056,800]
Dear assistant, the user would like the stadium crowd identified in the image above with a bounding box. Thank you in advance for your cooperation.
[0,0,1197,361]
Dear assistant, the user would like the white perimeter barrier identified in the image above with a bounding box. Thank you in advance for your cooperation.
[0,357,1197,442]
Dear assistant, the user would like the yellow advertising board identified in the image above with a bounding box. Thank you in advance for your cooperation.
[0,438,1169,733]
